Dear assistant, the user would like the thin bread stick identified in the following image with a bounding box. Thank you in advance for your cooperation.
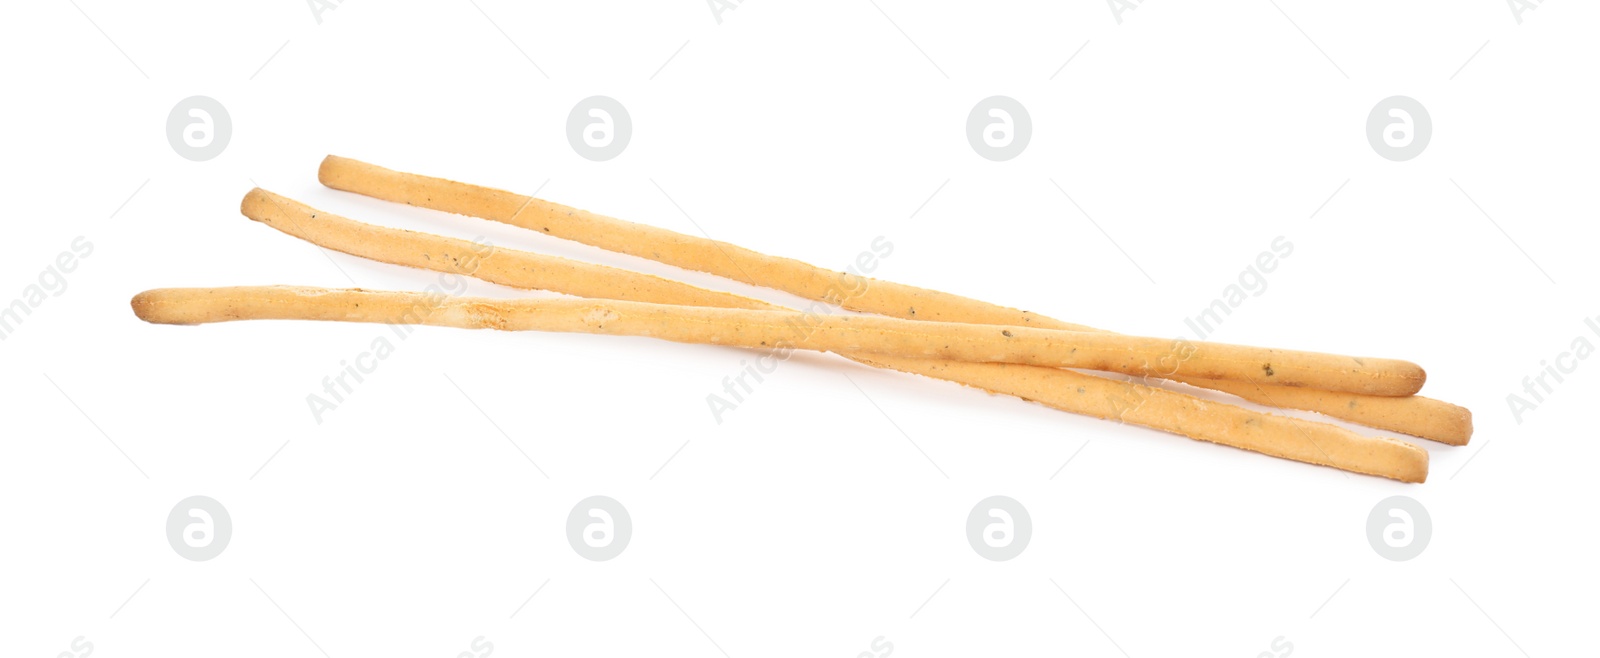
[239,190,1430,479]
[317,156,1069,326]
[136,280,1418,394]
[131,286,1141,363]
[851,356,1427,483]
[315,156,1469,441]
[1173,376,1470,446]
[131,285,1429,483]
[241,189,757,310]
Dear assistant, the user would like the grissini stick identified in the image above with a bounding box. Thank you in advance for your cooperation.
[316,155,1058,326]
[238,189,1429,480]
[131,285,1420,394]
[240,187,750,309]
[845,355,1428,483]
[131,285,1429,482]
[315,156,1468,442]
[1172,376,1468,446]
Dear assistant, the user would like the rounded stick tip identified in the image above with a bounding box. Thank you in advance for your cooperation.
[319,154,358,188]
[1441,404,1474,446]
[240,187,274,220]
[1395,441,1430,483]
[1377,357,1427,395]
[130,289,180,325]
[1404,361,1428,393]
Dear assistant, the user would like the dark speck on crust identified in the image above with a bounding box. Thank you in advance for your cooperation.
[1263,363,1275,377]
[1002,330,1013,337]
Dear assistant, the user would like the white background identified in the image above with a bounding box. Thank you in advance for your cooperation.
[3,1,1596,656]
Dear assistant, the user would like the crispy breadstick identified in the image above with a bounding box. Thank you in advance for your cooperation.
[316,156,1469,442]
[1174,376,1469,446]
[134,280,1419,394]
[848,357,1427,483]
[131,285,1429,482]
[240,189,753,310]
[317,156,1068,326]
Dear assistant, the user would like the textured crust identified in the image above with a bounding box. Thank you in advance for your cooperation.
[317,156,1469,444]
[855,357,1428,483]
[1175,376,1472,446]
[127,285,1411,390]
[242,189,761,309]
[132,284,1429,483]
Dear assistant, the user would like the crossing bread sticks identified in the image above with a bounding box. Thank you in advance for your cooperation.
[231,190,1433,479]
[127,159,1465,482]
[315,156,1470,443]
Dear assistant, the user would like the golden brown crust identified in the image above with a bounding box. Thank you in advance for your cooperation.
[241,189,766,310]
[1174,376,1472,446]
[130,286,1413,392]
[855,357,1427,483]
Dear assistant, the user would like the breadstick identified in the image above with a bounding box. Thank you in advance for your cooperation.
[241,189,753,309]
[237,191,1430,479]
[316,156,1469,442]
[851,357,1427,483]
[1173,376,1470,446]
[134,283,1419,394]
[317,156,1063,326]
[131,285,1428,482]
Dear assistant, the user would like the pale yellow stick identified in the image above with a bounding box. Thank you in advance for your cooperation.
[1174,376,1469,446]
[131,285,1429,483]
[241,189,753,310]
[850,357,1427,483]
[316,156,1469,442]
[135,280,1417,393]
[317,156,1065,326]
